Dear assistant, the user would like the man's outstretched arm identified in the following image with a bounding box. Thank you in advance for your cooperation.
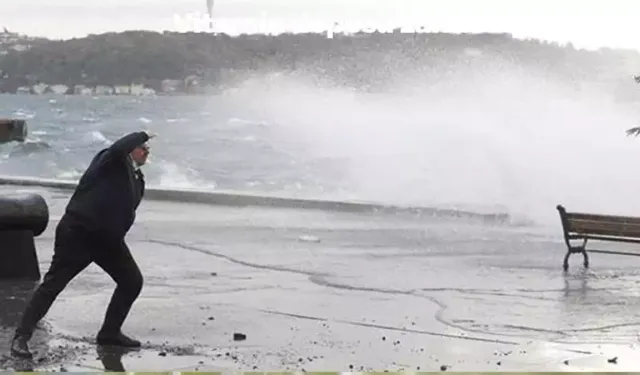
[107,132,151,157]
[82,131,155,178]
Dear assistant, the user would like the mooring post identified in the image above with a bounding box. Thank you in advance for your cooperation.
[0,193,49,281]
[0,119,27,143]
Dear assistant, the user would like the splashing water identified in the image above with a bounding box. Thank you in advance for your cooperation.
[154,162,217,190]
[221,65,640,225]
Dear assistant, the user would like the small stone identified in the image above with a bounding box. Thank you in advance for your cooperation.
[233,332,247,341]
[440,365,448,371]
[563,360,569,365]
[608,357,618,364]
[158,352,167,357]
[208,316,214,321]
[211,272,218,276]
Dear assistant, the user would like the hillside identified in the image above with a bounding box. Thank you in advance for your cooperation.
[0,29,639,97]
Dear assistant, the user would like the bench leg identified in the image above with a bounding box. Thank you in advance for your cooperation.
[563,250,571,272]
[563,239,588,271]
[582,250,589,269]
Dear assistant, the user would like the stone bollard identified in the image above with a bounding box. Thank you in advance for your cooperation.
[0,193,49,281]
[0,119,27,143]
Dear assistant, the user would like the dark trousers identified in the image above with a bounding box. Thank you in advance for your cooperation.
[15,215,143,339]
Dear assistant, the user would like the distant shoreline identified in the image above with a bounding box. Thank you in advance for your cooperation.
[0,29,639,99]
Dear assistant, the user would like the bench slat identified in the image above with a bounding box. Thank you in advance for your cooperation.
[588,248,640,256]
[567,233,640,243]
[569,219,640,239]
[566,212,640,226]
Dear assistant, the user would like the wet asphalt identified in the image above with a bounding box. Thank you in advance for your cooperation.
[1,186,640,371]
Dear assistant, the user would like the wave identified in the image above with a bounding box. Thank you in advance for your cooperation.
[2,140,52,156]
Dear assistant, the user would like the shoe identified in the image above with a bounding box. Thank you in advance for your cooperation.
[96,331,141,348]
[10,334,33,359]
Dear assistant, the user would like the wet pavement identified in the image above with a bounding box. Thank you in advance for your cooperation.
[2,186,640,371]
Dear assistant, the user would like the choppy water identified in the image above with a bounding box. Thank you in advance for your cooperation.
[0,93,345,195]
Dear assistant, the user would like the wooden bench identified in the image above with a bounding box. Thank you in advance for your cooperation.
[557,205,640,271]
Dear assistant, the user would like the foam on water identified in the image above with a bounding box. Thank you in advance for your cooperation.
[11,109,36,119]
[85,130,110,145]
[154,162,217,190]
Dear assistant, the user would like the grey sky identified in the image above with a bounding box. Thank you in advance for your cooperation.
[1,0,639,50]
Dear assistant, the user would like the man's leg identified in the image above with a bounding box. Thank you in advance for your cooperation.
[94,241,143,347]
[11,219,93,358]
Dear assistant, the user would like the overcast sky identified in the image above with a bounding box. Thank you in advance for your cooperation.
[1,0,640,51]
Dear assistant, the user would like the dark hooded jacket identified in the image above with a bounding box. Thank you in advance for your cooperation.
[64,131,149,241]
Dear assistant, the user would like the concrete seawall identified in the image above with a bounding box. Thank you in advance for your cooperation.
[0,174,510,224]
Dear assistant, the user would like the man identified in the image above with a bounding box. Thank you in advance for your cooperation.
[11,131,155,359]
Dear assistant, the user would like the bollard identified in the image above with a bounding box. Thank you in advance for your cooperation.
[0,119,27,143]
[0,193,49,281]
[0,280,39,331]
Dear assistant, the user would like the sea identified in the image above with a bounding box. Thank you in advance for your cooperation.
[2,72,640,227]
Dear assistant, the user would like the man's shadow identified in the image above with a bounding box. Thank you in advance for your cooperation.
[6,343,138,372]
[97,345,140,371]
[0,280,38,331]
[0,280,137,372]
[0,280,38,371]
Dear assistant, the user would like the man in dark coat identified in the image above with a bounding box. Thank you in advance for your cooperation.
[11,131,154,359]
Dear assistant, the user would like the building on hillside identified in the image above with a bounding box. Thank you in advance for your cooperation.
[32,83,48,94]
[94,85,114,95]
[74,85,93,95]
[161,79,182,93]
[113,85,130,95]
[49,84,69,94]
